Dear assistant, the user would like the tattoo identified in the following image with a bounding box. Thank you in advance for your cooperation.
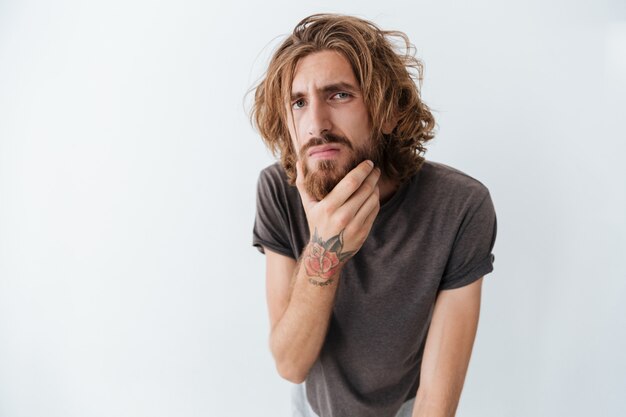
[304,228,354,286]
[308,277,335,287]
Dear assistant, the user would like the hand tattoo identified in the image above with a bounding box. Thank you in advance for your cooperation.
[304,228,354,286]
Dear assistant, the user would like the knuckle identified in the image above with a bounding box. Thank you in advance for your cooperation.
[372,198,381,211]
[360,182,373,195]
[335,213,350,228]
[343,177,359,190]
[356,229,369,244]
[322,203,334,217]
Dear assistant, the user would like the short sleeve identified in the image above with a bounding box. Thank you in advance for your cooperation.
[439,190,497,290]
[252,167,296,259]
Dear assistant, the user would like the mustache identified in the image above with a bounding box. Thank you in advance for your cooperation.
[299,132,353,160]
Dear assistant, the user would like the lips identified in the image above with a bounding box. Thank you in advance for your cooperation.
[308,145,341,158]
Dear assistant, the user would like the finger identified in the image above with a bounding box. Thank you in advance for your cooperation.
[360,195,380,229]
[295,160,317,209]
[351,182,380,227]
[335,166,381,220]
[324,160,375,210]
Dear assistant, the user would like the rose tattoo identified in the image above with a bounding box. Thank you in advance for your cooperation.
[304,228,354,286]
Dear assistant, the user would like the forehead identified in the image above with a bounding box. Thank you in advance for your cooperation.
[291,50,359,93]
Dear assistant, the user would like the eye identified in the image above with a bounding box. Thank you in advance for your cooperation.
[332,92,351,100]
[292,98,306,110]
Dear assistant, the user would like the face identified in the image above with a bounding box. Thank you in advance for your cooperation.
[286,50,377,201]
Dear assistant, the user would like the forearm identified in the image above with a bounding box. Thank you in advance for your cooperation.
[411,280,482,417]
[269,253,342,383]
[267,161,380,383]
[411,344,471,417]
[411,383,463,417]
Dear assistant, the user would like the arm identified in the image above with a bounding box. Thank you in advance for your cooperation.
[412,277,483,417]
[265,248,341,383]
[264,160,381,383]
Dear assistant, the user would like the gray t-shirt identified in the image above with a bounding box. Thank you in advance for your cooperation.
[253,160,497,417]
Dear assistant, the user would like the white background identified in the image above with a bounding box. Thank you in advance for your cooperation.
[1,0,625,416]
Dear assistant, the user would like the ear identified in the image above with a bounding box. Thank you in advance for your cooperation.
[382,116,398,135]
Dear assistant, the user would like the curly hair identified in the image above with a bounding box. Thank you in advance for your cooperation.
[250,13,436,184]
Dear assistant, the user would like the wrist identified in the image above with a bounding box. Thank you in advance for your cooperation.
[302,240,345,286]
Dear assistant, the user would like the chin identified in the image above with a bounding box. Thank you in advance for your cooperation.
[303,156,361,201]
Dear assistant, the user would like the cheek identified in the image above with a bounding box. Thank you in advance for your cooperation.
[292,140,301,160]
[289,133,300,160]
[286,115,304,156]
[355,108,372,133]
[284,127,299,158]
[341,105,371,136]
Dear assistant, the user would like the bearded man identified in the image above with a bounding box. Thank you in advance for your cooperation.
[251,14,497,417]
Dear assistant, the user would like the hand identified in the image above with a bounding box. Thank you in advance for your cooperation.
[295,160,381,270]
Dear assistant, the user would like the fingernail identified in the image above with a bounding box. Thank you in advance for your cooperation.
[365,160,374,167]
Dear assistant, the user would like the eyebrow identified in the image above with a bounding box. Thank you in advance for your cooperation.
[290,82,360,101]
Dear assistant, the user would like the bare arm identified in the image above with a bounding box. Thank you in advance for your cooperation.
[412,277,483,417]
[264,160,380,383]
[265,249,341,383]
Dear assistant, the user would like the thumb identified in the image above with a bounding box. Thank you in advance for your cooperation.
[295,160,317,209]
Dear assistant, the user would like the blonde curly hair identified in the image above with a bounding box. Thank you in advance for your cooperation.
[251,13,436,184]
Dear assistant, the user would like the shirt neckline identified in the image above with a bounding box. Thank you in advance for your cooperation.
[378,166,422,214]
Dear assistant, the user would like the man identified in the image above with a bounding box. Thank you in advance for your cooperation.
[251,14,497,417]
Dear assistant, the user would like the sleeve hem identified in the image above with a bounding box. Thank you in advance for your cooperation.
[438,254,495,291]
[252,239,296,259]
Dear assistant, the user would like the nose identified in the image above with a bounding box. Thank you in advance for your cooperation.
[307,98,332,137]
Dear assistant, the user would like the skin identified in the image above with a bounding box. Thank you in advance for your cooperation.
[264,50,483,417]
[287,50,399,206]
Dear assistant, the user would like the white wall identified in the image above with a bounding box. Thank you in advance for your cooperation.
[1,0,624,416]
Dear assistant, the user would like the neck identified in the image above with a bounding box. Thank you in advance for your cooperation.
[378,175,400,205]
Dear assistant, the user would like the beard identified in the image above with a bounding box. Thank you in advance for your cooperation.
[300,132,378,201]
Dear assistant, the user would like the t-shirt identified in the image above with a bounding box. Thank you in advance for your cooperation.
[252,160,497,417]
